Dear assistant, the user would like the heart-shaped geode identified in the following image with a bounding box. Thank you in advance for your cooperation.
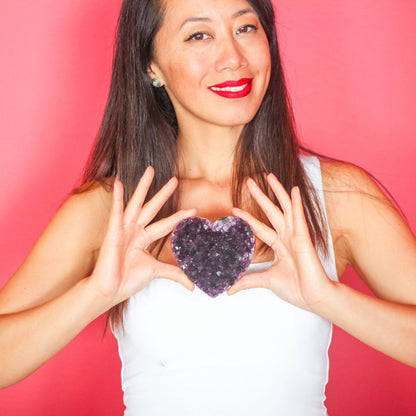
[171,216,255,297]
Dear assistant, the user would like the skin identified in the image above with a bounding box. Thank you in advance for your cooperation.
[1,0,416,389]
[149,0,271,184]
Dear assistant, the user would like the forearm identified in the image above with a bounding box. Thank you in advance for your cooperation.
[0,277,110,389]
[315,281,416,367]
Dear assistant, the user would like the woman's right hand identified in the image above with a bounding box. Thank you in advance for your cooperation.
[88,166,196,308]
[0,166,195,389]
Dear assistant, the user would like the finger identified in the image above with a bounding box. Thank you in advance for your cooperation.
[291,187,311,239]
[227,273,269,295]
[153,264,195,291]
[124,166,155,224]
[145,208,197,242]
[232,207,278,248]
[105,179,125,240]
[137,176,179,227]
[246,178,285,232]
[267,173,294,230]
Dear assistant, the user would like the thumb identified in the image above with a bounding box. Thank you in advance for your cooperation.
[227,273,269,295]
[153,264,195,292]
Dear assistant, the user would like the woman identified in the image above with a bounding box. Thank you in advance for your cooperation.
[0,0,415,414]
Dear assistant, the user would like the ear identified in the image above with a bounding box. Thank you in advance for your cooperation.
[147,63,165,87]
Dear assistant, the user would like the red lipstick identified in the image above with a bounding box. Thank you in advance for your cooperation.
[209,78,253,99]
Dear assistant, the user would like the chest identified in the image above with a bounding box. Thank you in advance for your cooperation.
[157,185,273,265]
[115,270,332,415]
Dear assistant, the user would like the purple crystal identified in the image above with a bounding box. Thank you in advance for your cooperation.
[171,216,255,297]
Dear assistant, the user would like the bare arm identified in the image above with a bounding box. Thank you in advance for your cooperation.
[0,169,196,388]
[321,161,416,304]
[0,278,110,388]
[0,184,111,315]
[0,185,111,388]
[229,162,416,367]
[318,161,416,364]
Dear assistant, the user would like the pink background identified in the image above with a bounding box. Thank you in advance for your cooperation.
[0,1,415,414]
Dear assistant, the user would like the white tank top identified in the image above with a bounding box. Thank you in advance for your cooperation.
[114,156,338,415]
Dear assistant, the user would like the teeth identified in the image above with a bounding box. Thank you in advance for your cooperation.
[211,83,248,92]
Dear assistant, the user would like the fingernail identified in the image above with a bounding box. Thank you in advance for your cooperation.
[168,176,178,186]
[247,178,257,188]
[267,173,278,182]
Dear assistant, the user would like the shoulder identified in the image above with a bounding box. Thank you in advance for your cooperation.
[319,159,399,216]
[0,181,115,313]
[301,156,376,194]
[320,160,416,302]
[31,179,115,268]
[319,159,410,273]
[320,159,384,195]
[319,158,399,232]
[55,180,114,249]
[66,180,113,219]
[25,179,115,272]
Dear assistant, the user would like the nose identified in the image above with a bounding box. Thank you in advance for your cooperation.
[214,36,248,72]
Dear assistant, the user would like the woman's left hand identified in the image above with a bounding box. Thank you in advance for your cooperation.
[228,174,334,312]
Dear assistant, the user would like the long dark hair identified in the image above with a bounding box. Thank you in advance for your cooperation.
[79,0,328,328]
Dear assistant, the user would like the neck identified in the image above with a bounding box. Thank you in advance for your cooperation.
[177,122,244,185]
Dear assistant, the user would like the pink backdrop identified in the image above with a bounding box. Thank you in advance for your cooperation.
[0,1,415,414]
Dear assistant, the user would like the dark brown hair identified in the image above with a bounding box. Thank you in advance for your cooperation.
[79,0,328,329]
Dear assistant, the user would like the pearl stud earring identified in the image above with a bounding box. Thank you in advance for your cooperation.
[152,78,162,88]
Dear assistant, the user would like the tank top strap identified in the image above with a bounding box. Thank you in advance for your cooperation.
[300,155,338,282]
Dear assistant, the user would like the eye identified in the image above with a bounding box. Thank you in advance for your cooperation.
[236,24,258,34]
[186,32,212,41]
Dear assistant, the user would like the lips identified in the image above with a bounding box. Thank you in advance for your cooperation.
[209,78,253,99]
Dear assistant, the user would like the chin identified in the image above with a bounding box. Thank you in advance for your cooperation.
[219,110,257,127]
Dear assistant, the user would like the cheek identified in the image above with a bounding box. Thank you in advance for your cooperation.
[256,45,272,77]
[255,53,271,97]
[165,55,209,92]
[249,34,272,76]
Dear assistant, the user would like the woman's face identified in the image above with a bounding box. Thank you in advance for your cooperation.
[150,0,271,130]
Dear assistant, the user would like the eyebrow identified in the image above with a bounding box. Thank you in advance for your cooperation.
[179,8,256,30]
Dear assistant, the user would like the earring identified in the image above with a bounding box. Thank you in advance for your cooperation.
[152,78,162,88]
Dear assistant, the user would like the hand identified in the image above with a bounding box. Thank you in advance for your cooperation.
[228,174,334,312]
[88,167,196,307]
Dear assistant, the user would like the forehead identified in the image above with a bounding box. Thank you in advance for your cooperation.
[161,0,255,27]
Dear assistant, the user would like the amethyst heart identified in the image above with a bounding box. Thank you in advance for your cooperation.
[171,216,255,297]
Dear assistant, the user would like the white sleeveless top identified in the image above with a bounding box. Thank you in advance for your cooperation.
[114,156,338,415]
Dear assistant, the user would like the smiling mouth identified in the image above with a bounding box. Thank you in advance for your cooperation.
[209,78,253,98]
[210,84,249,92]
